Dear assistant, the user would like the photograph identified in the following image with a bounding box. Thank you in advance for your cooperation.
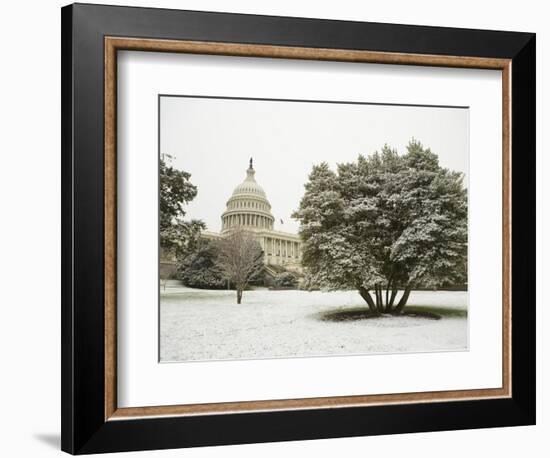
[159,95,469,362]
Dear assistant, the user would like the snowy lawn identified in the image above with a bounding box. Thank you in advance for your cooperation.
[160,287,468,362]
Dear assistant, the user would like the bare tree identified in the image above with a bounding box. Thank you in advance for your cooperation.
[216,229,264,304]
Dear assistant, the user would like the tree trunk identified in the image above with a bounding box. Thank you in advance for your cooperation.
[375,285,382,312]
[358,287,378,315]
[384,279,393,313]
[389,287,398,308]
[236,288,243,304]
[393,286,412,314]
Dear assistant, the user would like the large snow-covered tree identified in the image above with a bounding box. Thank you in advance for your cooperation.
[293,140,467,315]
[160,154,205,258]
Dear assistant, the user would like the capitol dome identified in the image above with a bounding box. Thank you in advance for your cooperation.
[221,159,275,232]
[231,170,267,197]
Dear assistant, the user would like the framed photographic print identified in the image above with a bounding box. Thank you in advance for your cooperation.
[61,3,536,454]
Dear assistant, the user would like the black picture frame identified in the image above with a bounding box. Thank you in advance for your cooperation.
[61,3,536,454]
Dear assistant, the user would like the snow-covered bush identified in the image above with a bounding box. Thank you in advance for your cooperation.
[272,272,298,288]
[176,242,226,289]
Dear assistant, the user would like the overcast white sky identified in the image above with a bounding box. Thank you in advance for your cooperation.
[160,96,468,234]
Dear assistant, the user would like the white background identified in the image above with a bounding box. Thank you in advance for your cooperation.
[118,52,501,407]
[0,0,545,457]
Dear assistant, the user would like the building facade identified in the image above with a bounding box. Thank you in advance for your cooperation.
[203,159,302,272]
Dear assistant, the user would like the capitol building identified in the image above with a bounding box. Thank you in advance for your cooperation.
[202,159,302,273]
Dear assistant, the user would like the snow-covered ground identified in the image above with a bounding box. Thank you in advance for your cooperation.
[160,287,468,362]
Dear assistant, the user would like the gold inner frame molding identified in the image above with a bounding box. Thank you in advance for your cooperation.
[104,36,512,421]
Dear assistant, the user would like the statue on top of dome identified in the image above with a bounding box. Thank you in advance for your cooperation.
[249,157,253,170]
